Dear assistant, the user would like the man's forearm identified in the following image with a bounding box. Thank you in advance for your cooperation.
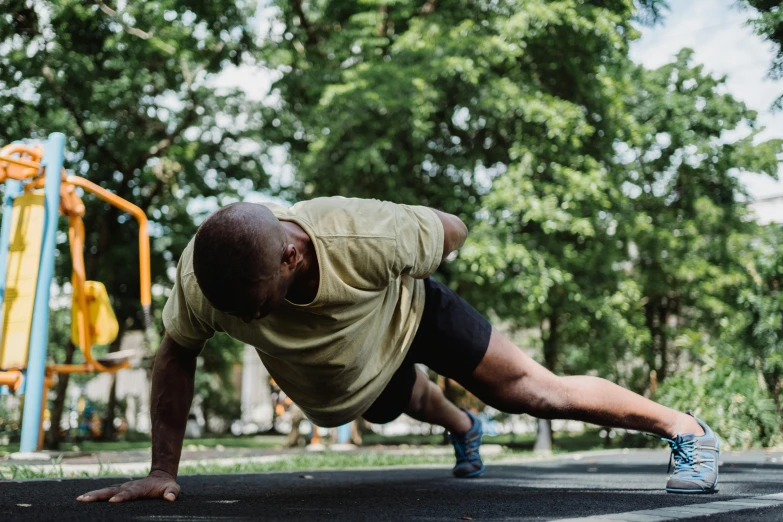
[149,333,198,478]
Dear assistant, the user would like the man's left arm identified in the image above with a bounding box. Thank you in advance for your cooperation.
[390,203,467,280]
[430,208,468,260]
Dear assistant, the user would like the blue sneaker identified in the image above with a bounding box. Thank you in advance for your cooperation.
[449,409,485,478]
[662,411,720,494]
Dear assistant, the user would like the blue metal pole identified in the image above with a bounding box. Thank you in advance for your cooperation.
[19,133,64,453]
[337,423,351,444]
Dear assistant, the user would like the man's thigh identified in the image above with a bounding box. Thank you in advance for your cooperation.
[459,329,561,413]
[413,277,492,380]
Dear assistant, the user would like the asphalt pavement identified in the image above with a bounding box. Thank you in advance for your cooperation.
[2,449,783,521]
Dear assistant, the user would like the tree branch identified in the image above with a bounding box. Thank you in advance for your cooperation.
[291,0,319,46]
[93,0,176,55]
[41,65,126,172]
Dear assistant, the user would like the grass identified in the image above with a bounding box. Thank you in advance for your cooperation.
[0,430,652,481]
[362,429,649,452]
[0,447,535,480]
[0,434,287,454]
[0,429,631,455]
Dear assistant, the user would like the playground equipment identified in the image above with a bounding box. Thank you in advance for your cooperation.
[0,134,152,452]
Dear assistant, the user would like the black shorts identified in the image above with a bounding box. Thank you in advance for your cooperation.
[361,277,492,424]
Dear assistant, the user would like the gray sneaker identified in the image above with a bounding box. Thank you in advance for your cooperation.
[448,409,485,478]
[663,411,720,494]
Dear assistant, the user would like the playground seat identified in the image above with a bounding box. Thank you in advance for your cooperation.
[95,349,136,368]
[71,280,119,347]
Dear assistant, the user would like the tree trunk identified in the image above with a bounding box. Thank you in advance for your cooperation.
[535,312,559,454]
[534,418,553,454]
[46,340,77,450]
[101,373,118,440]
[100,323,126,440]
[644,298,658,385]
[657,300,669,382]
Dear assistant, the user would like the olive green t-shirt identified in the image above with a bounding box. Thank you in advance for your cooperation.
[162,197,444,427]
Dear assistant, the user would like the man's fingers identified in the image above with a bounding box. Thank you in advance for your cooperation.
[108,490,135,503]
[77,486,122,502]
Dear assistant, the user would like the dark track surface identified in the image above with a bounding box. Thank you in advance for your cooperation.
[2,450,783,521]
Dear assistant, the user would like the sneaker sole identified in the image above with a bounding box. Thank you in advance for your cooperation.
[454,465,486,479]
[666,477,719,494]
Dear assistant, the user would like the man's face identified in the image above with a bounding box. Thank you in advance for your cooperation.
[226,274,290,323]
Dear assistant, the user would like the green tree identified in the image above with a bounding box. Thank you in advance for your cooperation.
[740,0,783,108]
[621,50,782,386]
[259,0,662,450]
[738,224,783,416]
[1,0,264,446]
[196,333,244,433]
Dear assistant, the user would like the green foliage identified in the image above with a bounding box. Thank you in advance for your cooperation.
[737,224,783,411]
[741,0,783,108]
[620,50,783,383]
[195,333,244,433]
[656,348,781,449]
[2,0,781,450]
[258,0,783,448]
[1,0,266,328]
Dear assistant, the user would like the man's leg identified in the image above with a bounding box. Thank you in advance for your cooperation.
[404,367,471,434]
[404,366,485,477]
[460,329,703,438]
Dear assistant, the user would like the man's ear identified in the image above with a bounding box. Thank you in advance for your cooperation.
[281,244,297,270]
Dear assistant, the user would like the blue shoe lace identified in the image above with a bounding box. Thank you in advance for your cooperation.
[662,436,700,475]
[453,435,480,464]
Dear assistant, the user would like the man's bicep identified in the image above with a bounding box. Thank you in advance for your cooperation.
[162,268,215,351]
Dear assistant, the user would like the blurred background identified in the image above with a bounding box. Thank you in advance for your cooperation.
[0,0,781,455]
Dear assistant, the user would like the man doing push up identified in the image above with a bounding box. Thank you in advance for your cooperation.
[77,197,719,503]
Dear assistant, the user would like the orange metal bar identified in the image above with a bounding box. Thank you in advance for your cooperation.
[0,370,23,392]
[48,362,128,375]
[0,144,44,183]
[0,143,43,161]
[65,176,151,308]
[59,181,86,217]
[68,214,114,373]
[37,374,55,450]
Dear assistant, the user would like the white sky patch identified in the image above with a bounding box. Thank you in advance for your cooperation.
[631,0,783,201]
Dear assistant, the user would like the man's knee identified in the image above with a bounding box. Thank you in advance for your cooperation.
[406,379,434,415]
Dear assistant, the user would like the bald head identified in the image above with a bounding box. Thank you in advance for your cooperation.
[193,202,285,313]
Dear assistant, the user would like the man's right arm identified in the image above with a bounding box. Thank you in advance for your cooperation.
[150,332,199,480]
[77,333,199,503]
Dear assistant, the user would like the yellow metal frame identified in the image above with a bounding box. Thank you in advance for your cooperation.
[0,192,46,369]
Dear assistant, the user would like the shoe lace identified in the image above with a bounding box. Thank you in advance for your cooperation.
[662,436,697,474]
[451,432,481,463]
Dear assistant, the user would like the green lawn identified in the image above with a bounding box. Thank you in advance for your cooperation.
[1,429,648,455]
[362,429,650,452]
[0,434,287,455]
[0,447,537,480]
[0,429,654,480]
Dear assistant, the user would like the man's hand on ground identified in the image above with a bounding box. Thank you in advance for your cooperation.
[76,470,180,503]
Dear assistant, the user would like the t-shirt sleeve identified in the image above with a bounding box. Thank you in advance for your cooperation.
[391,204,445,279]
[162,260,215,350]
